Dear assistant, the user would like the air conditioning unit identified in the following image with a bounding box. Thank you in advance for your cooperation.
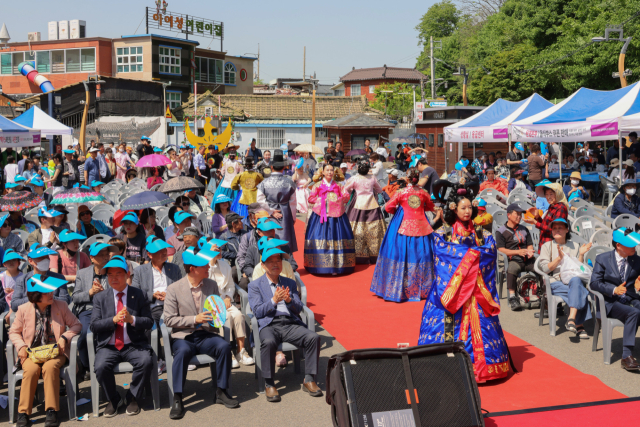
[204,106,213,117]
[28,32,41,42]
[48,21,58,40]
[70,20,86,39]
[58,21,69,40]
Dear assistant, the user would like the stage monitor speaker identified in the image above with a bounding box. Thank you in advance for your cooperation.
[327,342,483,427]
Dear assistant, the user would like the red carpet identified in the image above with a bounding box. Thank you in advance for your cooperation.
[292,220,627,414]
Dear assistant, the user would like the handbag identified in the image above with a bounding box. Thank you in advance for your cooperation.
[26,343,59,364]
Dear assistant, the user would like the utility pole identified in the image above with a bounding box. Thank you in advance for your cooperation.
[453,66,469,106]
[303,46,306,82]
[257,43,260,82]
[430,36,435,99]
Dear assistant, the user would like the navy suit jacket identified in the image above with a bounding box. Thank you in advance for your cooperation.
[248,274,304,331]
[89,285,154,351]
[590,250,640,313]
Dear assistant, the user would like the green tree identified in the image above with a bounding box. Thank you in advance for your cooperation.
[370,82,422,119]
[254,77,264,85]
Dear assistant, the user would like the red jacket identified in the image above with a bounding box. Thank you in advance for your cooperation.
[385,185,435,236]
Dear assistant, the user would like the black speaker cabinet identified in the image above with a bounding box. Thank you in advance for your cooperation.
[326,343,483,427]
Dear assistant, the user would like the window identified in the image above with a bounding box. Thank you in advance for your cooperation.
[437,134,444,148]
[81,49,95,71]
[51,50,65,73]
[66,49,80,73]
[195,57,224,83]
[334,89,344,96]
[12,52,24,74]
[159,46,181,74]
[0,53,11,75]
[0,48,94,75]
[351,135,378,150]
[224,62,236,85]
[36,51,50,73]
[117,46,143,73]
[257,128,285,149]
[167,91,181,110]
[369,85,375,94]
[351,84,361,96]
[428,133,434,147]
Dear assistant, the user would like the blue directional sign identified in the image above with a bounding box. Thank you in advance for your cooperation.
[429,101,447,107]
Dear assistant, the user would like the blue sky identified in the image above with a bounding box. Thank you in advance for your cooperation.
[1,0,433,85]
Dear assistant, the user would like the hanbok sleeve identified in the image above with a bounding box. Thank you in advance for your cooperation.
[372,178,383,194]
[385,190,400,215]
[307,185,320,204]
[231,173,242,191]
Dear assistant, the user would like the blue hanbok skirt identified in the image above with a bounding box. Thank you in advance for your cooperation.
[230,189,248,216]
[370,207,434,302]
[303,212,356,275]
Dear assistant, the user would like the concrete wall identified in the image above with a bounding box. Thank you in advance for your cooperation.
[223,56,254,95]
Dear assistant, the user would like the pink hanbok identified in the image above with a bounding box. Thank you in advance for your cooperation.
[293,171,311,213]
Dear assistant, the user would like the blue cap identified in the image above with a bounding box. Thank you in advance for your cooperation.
[257,217,283,231]
[63,149,75,154]
[14,175,26,183]
[261,247,286,262]
[213,194,233,204]
[90,180,105,188]
[73,183,92,190]
[121,212,140,225]
[104,255,129,272]
[5,182,20,189]
[197,237,227,250]
[30,178,44,187]
[88,242,118,257]
[409,154,421,168]
[38,207,62,218]
[257,236,288,252]
[146,236,173,254]
[28,243,57,259]
[477,198,487,207]
[58,229,86,243]
[577,143,583,147]
[0,212,9,228]
[174,211,194,225]
[296,158,304,169]
[153,147,163,153]
[621,179,638,186]
[515,142,524,151]
[182,247,217,267]
[613,227,640,248]
[455,159,469,171]
[141,136,151,140]
[535,179,553,188]
[551,218,568,225]
[27,274,68,294]
[3,248,24,264]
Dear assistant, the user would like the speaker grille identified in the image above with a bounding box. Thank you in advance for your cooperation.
[350,359,407,414]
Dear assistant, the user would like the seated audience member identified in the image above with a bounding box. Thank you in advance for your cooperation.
[0,212,25,256]
[140,208,165,241]
[147,167,164,189]
[167,211,195,259]
[108,238,139,283]
[479,168,509,196]
[73,241,119,379]
[612,179,640,219]
[9,274,81,427]
[163,205,183,241]
[51,205,72,231]
[630,152,640,174]
[132,236,181,373]
[563,171,589,205]
[251,235,297,283]
[539,218,592,339]
[243,202,269,232]
[220,212,247,283]
[31,176,52,207]
[7,209,38,233]
[171,226,200,275]
[211,194,233,238]
[90,255,155,417]
[11,244,70,313]
[164,247,239,419]
[590,228,640,371]
[50,229,91,282]
[77,204,114,238]
[577,156,592,172]
[495,203,535,312]
[116,212,147,264]
[200,237,255,367]
[565,154,579,170]
[184,188,213,218]
[248,240,321,402]
[27,208,62,248]
[507,169,532,193]
[0,249,25,318]
[495,157,510,179]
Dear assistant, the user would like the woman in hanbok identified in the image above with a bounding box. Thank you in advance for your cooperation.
[292,158,311,214]
[304,164,355,275]
[212,149,243,206]
[343,161,387,264]
[418,180,510,383]
[371,171,436,302]
[230,156,263,217]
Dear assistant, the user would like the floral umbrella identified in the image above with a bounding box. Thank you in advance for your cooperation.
[0,191,43,212]
[50,187,105,205]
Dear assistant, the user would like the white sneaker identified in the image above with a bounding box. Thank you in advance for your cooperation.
[232,353,240,369]
[187,364,197,371]
[239,349,255,366]
[157,359,166,376]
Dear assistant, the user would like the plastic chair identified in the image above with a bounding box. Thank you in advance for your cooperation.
[483,195,507,210]
[571,216,607,243]
[154,206,169,219]
[612,213,640,231]
[479,189,507,204]
[91,204,116,215]
[605,205,613,218]
[533,257,565,336]
[102,189,119,204]
[25,212,41,226]
[507,194,534,207]
[87,330,160,417]
[79,234,113,256]
[598,175,618,207]
[584,245,611,268]
[198,212,212,237]
[159,215,171,229]
[44,187,54,196]
[574,205,612,224]
[160,318,229,404]
[150,183,162,191]
[92,210,114,228]
[587,283,624,364]
[11,229,29,247]
[529,226,541,250]
[513,200,533,212]
[492,211,508,228]
[6,314,80,422]
[590,228,613,248]
[26,207,40,216]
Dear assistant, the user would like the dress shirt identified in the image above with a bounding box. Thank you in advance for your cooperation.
[194,153,206,171]
[151,264,168,307]
[41,227,53,245]
[615,250,627,288]
[108,286,136,345]
[190,279,203,324]
[209,259,234,300]
[269,277,291,317]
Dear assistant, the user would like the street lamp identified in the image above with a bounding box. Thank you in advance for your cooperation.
[79,78,106,153]
[592,26,633,87]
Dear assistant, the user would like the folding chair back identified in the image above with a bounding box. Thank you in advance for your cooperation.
[612,213,640,231]
[572,216,607,243]
[590,228,613,247]
[492,210,508,228]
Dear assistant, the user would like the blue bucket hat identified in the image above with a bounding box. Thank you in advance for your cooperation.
[3,248,24,264]
[90,180,105,188]
[197,237,227,250]
[174,211,194,225]
[89,242,118,257]
[121,212,140,225]
[38,207,63,218]
[613,227,640,248]
[63,149,75,154]
[182,247,217,267]
[257,217,283,231]
[58,229,87,243]
[27,274,68,293]
[14,175,26,183]
[104,255,129,272]
[409,154,421,168]
[213,194,233,205]
[146,236,174,254]
[28,243,57,259]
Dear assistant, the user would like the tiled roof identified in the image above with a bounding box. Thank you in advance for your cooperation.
[323,113,396,128]
[172,91,383,121]
[340,66,426,82]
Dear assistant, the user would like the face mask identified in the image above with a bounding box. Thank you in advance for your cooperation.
[571,180,580,186]
[551,159,557,163]
[36,258,50,271]
[627,188,637,196]
[119,148,124,153]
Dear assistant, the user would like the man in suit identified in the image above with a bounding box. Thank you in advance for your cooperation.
[11,243,70,312]
[248,239,322,402]
[164,247,238,419]
[590,227,640,371]
[90,255,155,417]
[73,241,119,379]
[132,236,182,373]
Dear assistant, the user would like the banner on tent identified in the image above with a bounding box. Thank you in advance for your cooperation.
[511,120,619,142]
[0,134,41,147]
[445,127,509,143]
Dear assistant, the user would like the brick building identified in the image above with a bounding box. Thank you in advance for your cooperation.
[340,65,427,101]
[323,113,395,154]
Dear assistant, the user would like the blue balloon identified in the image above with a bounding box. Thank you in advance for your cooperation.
[455,159,469,171]
[540,142,548,155]
[515,142,524,151]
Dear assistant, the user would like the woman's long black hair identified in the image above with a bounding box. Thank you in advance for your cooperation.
[441,183,478,226]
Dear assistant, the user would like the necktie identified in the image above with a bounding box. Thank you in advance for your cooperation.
[620,260,626,283]
[115,292,125,351]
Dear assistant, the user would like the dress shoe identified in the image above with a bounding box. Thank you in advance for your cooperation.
[44,409,60,427]
[126,396,140,416]
[169,396,185,420]
[104,399,123,418]
[16,413,30,427]
[265,386,281,402]
[215,388,239,408]
[302,381,324,397]
[534,310,549,319]
[621,356,640,371]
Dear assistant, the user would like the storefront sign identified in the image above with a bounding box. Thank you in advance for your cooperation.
[147,6,223,40]
[511,120,619,142]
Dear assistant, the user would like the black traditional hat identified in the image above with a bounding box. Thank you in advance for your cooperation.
[271,149,288,169]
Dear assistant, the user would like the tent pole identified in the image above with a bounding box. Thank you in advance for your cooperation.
[558,143,562,182]
[619,131,623,181]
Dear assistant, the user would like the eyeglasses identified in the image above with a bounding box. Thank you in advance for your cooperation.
[181,202,190,207]
[80,211,92,217]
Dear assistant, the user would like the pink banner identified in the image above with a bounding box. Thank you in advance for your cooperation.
[511,120,620,142]
[493,128,508,139]
[591,121,618,137]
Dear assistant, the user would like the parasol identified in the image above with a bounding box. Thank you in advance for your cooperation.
[50,187,105,205]
[407,133,427,140]
[113,209,137,229]
[158,176,204,194]
[0,191,43,212]
[346,149,367,156]
[121,191,174,210]
[294,144,324,155]
[136,154,172,168]
[392,137,411,143]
